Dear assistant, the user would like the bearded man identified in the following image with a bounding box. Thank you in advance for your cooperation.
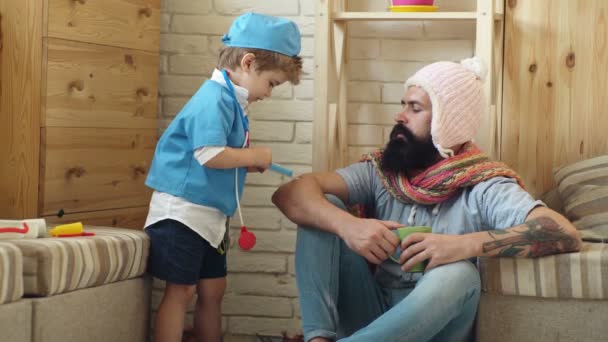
[272,57,581,342]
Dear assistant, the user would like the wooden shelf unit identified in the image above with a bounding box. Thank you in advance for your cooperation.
[313,0,505,172]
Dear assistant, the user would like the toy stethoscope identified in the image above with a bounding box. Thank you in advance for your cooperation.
[221,69,256,250]
[221,70,295,250]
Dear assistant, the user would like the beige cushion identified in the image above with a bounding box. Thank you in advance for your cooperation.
[554,155,608,242]
[477,293,608,342]
[0,299,32,342]
[9,227,149,296]
[479,242,608,299]
[31,277,150,342]
[0,242,23,304]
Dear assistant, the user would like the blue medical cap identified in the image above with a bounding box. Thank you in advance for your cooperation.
[222,12,301,57]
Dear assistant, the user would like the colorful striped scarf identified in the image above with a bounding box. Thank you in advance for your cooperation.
[362,142,524,205]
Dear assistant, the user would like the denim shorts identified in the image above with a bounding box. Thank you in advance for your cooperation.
[145,219,227,285]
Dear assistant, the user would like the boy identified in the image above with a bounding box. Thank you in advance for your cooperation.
[144,12,302,342]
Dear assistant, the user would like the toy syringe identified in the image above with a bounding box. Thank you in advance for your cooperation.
[269,163,293,177]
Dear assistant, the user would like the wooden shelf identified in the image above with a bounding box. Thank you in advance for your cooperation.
[332,11,503,21]
[313,0,504,171]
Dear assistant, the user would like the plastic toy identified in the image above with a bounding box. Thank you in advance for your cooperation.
[0,219,46,239]
[238,226,256,250]
[49,222,96,237]
[269,163,294,177]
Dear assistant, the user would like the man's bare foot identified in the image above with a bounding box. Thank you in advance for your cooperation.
[309,338,331,342]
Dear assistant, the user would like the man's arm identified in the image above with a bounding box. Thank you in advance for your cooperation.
[399,206,583,272]
[272,172,351,233]
[479,206,582,257]
[272,172,401,264]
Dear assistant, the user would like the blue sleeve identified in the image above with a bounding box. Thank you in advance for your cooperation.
[470,177,545,230]
[336,162,378,207]
[184,89,236,150]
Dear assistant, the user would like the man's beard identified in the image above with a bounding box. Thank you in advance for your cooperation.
[381,124,440,174]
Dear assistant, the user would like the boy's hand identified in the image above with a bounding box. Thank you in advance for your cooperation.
[247,167,266,173]
[251,147,272,171]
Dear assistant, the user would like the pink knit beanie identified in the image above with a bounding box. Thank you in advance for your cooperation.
[404,57,487,158]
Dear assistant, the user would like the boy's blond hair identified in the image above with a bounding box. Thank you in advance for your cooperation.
[217,47,303,85]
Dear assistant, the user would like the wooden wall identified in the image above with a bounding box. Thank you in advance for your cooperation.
[501,0,608,197]
[0,0,43,218]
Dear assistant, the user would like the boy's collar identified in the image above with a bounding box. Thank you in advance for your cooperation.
[211,69,249,112]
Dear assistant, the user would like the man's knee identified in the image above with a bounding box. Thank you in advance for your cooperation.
[324,194,347,210]
[439,261,480,288]
[295,194,346,240]
[423,261,481,295]
[296,223,340,249]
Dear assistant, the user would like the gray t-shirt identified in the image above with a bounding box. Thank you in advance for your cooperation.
[336,162,543,287]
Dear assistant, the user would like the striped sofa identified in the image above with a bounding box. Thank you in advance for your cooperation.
[477,243,608,342]
[0,227,151,342]
[0,242,30,342]
[476,156,608,342]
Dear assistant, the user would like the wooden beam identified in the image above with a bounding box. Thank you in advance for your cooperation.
[312,0,332,171]
[0,0,43,218]
[475,0,496,158]
[333,12,478,21]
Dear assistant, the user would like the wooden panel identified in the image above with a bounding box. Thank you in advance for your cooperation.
[47,0,160,52]
[0,0,43,218]
[312,0,332,172]
[493,1,505,160]
[474,0,496,158]
[333,12,478,21]
[44,38,158,129]
[40,127,157,215]
[501,0,608,196]
[44,206,149,230]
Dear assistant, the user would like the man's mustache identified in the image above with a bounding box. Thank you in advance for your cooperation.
[389,124,415,142]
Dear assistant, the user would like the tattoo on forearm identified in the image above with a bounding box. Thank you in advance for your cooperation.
[482,217,579,257]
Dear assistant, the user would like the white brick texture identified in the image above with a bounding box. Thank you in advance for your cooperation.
[228,317,301,336]
[157,0,476,339]
[160,34,209,54]
[227,274,298,297]
[214,0,300,16]
[223,294,292,317]
[227,252,287,273]
[348,82,382,103]
[166,0,212,14]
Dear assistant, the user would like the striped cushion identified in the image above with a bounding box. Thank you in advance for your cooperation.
[8,227,149,297]
[554,155,608,242]
[479,242,608,299]
[0,242,23,304]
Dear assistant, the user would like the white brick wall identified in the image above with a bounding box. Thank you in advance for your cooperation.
[345,0,475,163]
[156,0,475,340]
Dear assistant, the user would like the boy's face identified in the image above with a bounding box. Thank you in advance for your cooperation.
[232,53,289,103]
[240,68,288,103]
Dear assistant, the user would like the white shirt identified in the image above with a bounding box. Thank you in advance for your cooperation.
[144,69,249,248]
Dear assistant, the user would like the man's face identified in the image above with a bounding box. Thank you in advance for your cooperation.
[381,86,440,173]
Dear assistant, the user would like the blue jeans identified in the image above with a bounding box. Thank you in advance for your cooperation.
[295,200,480,342]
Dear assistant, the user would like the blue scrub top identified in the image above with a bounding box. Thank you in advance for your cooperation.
[146,80,247,216]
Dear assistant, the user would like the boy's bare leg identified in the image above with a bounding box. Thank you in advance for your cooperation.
[155,282,197,342]
[195,277,227,342]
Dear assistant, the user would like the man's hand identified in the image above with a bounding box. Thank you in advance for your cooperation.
[340,219,403,264]
[399,233,477,272]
